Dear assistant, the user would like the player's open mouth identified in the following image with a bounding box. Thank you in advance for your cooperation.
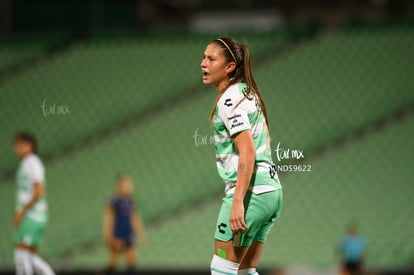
[202,71,209,77]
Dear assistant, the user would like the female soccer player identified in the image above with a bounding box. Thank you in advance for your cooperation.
[201,37,283,275]
[13,132,55,275]
[103,175,147,275]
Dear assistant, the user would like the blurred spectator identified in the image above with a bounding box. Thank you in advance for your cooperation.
[338,223,366,275]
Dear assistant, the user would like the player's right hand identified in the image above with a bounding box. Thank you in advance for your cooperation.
[229,200,248,234]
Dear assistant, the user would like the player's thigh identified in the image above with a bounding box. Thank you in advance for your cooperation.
[213,190,282,263]
[111,237,129,252]
[240,241,265,269]
[123,237,136,265]
[214,239,249,263]
[239,190,283,268]
[214,192,268,248]
[213,194,249,263]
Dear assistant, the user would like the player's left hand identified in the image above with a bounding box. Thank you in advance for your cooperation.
[229,200,248,234]
[13,210,24,227]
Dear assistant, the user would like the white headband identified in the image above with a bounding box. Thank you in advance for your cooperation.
[217,38,237,63]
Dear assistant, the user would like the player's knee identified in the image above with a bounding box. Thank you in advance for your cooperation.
[210,254,239,275]
[240,256,260,270]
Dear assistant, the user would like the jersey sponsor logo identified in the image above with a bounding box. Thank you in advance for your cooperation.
[224,98,233,107]
[228,114,243,129]
[218,223,227,234]
[227,114,241,121]
[230,121,244,129]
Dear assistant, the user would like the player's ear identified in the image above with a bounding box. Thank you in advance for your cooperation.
[225,61,236,75]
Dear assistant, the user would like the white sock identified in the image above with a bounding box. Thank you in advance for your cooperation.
[14,248,33,275]
[211,254,239,275]
[31,254,55,275]
[238,268,259,275]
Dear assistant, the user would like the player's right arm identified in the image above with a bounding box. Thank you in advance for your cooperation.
[103,204,115,246]
[217,86,254,234]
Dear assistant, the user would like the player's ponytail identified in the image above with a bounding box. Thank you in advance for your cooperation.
[209,38,269,127]
[239,44,269,127]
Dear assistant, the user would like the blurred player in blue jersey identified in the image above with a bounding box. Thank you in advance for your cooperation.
[103,175,147,275]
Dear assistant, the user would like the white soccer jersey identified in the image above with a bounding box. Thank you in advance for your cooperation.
[16,153,48,222]
[212,83,281,194]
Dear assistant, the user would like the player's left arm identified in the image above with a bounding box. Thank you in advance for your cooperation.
[14,182,44,227]
[132,211,147,246]
[230,130,256,234]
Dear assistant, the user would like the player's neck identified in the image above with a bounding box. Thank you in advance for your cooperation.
[19,151,33,160]
[216,78,231,94]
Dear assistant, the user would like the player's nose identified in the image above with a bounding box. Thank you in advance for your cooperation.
[200,58,207,68]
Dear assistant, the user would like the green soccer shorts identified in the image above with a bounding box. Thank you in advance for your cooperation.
[16,215,47,247]
[214,188,283,247]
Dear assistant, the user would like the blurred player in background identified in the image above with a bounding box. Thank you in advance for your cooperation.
[13,132,55,275]
[103,175,147,275]
[338,223,366,275]
[201,37,283,275]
